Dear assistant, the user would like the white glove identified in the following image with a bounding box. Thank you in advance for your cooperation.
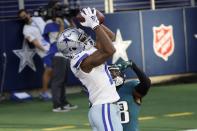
[80,7,99,30]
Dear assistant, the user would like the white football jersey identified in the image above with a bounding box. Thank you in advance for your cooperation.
[70,47,120,106]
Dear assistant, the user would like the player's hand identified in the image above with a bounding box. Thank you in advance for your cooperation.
[80,7,99,30]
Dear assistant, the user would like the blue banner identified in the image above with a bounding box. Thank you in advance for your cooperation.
[0,20,43,91]
[142,9,187,76]
[185,7,197,72]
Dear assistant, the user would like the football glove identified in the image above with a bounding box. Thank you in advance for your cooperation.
[80,7,99,30]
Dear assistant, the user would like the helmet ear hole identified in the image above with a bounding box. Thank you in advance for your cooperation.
[72,47,77,50]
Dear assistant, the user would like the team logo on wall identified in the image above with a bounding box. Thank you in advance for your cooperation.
[153,24,175,61]
[13,39,36,73]
[112,29,132,64]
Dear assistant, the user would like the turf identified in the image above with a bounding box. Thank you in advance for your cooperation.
[0,83,197,131]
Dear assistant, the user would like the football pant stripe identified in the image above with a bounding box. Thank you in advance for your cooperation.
[102,104,113,131]
[107,104,114,131]
[102,104,108,131]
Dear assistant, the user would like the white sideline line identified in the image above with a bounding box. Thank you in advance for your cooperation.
[164,112,193,117]
[42,125,75,131]
[181,129,197,131]
[139,116,156,121]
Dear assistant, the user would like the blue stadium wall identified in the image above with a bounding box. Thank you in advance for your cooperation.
[0,7,197,91]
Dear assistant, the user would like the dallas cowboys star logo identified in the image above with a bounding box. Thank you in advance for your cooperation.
[13,40,36,73]
[112,29,132,64]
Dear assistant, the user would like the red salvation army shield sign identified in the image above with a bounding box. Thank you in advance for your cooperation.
[153,24,175,61]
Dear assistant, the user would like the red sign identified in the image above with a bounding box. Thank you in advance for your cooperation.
[153,24,175,61]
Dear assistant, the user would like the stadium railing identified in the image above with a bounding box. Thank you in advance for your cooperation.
[0,0,196,21]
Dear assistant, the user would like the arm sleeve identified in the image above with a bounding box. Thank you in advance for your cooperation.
[131,62,151,97]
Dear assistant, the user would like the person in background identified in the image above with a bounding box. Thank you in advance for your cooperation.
[108,60,151,131]
[18,9,53,100]
[43,0,78,112]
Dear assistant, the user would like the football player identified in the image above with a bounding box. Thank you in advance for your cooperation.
[108,60,151,131]
[57,7,123,131]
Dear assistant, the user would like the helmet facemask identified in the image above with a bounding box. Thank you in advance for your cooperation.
[108,65,125,87]
[78,30,95,50]
[57,28,95,59]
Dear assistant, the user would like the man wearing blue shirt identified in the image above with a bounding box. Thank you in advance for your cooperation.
[43,16,78,112]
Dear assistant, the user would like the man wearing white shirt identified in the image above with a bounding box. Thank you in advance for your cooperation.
[18,9,54,100]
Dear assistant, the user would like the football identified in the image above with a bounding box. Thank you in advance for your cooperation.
[76,9,105,24]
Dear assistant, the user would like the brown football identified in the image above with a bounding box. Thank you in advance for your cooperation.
[76,9,105,24]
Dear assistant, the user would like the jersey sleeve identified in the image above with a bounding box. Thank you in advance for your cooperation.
[71,47,97,69]
[23,27,36,42]
[43,23,59,43]
[34,17,46,34]
[43,23,59,35]
[71,52,89,69]
[130,80,140,89]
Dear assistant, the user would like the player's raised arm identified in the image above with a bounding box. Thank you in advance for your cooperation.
[79,7,116,72]
[127,60,151,98]
[95,24,115,50]
[101,24,116,41]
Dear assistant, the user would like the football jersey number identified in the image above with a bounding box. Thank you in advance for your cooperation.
[117,101,130,124]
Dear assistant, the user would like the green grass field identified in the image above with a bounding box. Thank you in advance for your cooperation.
[0,83,197,131]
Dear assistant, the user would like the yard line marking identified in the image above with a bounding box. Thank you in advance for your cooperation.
[164,112,194,117]
[42,125,75,131]
[139,116,156,121]
[181,129,197,131]
[83,123,90,126]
